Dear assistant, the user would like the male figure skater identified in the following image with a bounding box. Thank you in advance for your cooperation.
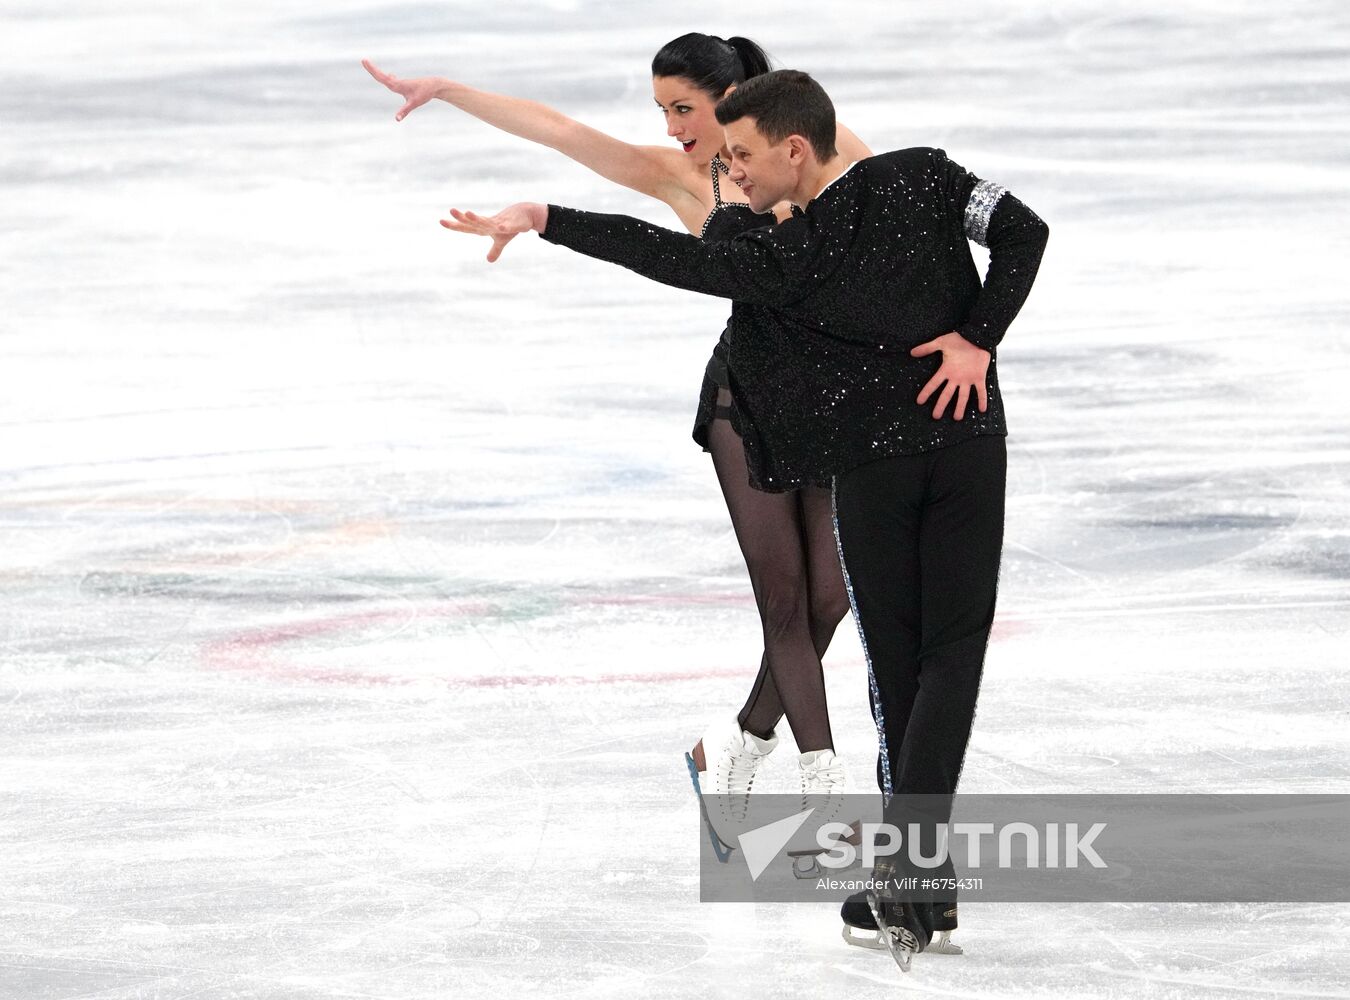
[442,69,1049,970]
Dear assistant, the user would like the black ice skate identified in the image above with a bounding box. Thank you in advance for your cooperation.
[841,891,962,954]
[863,895,927,973]
[861,861,934,973]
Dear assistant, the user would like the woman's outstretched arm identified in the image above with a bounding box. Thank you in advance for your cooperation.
[835,122,873,162]
[363,60,691,206]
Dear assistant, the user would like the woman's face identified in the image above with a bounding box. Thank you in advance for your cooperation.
[652,76,730,164]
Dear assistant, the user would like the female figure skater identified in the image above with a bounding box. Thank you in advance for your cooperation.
[362,34,869,835]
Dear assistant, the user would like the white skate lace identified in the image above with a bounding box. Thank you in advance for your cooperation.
[716,734,767,821]
[800,759,848,794]
[800,756,849,823]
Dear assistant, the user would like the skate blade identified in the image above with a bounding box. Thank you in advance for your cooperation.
[790,853,822,879]
[864,891,919,973]
[685,752,735,864]
[785,819,863,878]
[843,923,961,955]
[928,931,963,955]
[841,923,886,951]
[786,847,864,879]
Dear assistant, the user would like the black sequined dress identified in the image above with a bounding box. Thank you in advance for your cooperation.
[691,156,775,451]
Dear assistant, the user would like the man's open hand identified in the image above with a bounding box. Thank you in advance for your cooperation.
[912,332,991,421]
[439,204,549,263]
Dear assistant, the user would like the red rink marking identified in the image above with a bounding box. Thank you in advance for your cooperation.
[200,596,1028,688]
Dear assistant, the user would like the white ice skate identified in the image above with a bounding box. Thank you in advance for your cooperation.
[786,749,860,879]
[684,717,778,862]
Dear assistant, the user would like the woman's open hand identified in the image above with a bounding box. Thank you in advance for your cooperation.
[362,59,445,122]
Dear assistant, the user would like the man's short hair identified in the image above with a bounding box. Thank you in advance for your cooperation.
[715,69,838,161]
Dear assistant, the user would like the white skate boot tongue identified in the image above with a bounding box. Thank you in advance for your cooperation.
[798,749,849,791]
[739,728,778,756]
[799,748,838,769]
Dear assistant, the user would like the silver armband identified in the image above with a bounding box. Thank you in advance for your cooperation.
[964,179,1007,246]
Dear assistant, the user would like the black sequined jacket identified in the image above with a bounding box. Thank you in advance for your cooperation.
[540,147,1049,492]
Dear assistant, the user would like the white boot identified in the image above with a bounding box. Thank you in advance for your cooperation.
[685,717,779,859]
[798,748,850,795]
[787,749,858,876]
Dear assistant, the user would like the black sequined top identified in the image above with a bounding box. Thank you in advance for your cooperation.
[701,154,766,243]
[698,156,774,395]
[541,147,1049,492]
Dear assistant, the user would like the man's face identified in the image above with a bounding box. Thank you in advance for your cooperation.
[722,117,797,213]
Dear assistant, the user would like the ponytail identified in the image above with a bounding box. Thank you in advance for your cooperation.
[652,33,774,98]
[725,36,772,81]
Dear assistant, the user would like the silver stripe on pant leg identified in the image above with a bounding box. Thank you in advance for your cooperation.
[830,476,893,797]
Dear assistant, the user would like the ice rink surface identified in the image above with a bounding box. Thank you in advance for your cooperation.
[2,0,1349,996]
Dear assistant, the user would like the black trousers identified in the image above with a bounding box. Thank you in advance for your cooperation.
[832,434,1007,801]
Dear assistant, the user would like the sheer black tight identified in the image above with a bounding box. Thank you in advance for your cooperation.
[706,388,851,752]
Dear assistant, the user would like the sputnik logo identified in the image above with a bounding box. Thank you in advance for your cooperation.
[737,808,816,881]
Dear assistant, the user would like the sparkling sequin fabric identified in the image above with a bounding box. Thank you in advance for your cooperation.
[692,155,774,451]
[964,179,1007,246]
[541,148,1049,492]
[699,155,764,243]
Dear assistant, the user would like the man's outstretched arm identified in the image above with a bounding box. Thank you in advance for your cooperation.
[441,202,819,306]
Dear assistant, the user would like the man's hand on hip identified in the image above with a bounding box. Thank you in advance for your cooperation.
[912,332,990,421]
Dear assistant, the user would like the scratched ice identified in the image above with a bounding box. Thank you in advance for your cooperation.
[1,1,1348,997]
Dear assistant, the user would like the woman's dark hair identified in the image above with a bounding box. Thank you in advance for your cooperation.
[651,33,772,98]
